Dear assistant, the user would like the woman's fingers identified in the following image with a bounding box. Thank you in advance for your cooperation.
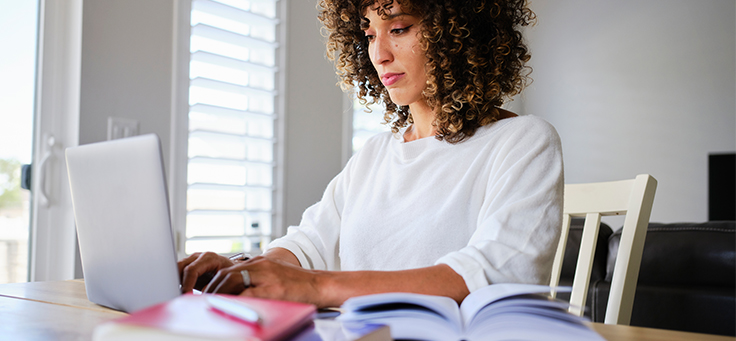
[214,271,247,294]
[232,257,322,305]
[205,257,268,295]
[179,252,234,293]
[203,270,223,293]
[200,255,322,306]
[204,266,247,294]
[177,253,201,281]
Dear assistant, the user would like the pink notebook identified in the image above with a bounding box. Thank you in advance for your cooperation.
[94,294,316,341]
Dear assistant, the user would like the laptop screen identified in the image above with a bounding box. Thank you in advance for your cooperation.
[66,134,180,312]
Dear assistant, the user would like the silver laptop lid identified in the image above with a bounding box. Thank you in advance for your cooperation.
[65,134,180,312]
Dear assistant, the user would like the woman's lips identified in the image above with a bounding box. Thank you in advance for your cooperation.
[381,73,404,86]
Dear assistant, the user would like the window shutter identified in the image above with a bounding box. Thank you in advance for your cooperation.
[186,0,279,255]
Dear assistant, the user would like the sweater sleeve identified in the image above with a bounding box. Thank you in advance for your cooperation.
[436,118,564,292]
[264,162,352,271]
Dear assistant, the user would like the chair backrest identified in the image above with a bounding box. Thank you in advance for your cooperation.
[549,174,657,325]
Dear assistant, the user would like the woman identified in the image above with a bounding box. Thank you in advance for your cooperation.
[179,0,563,308]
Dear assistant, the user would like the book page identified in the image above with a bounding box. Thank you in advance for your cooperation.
[458,283,556,326]
[341,292,461,326]
[468,297,580,329]
[465,312,604,341]
[346,315,458,340]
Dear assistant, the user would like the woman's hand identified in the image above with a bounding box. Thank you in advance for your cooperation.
[203,256,327,307]
[178,252,235,293]
[182,249,469,308]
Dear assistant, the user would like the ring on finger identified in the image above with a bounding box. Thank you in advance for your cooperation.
[240,270,251,288]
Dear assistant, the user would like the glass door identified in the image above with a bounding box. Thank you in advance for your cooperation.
[0,0,40,283]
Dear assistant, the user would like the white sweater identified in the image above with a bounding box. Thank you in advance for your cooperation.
[267,115,564,292]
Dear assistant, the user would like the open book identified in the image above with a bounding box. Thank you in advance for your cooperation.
[338,283,604,341]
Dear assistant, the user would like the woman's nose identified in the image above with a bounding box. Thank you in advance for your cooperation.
[370,35,393,65]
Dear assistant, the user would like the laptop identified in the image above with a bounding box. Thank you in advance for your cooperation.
[65,134,180,312]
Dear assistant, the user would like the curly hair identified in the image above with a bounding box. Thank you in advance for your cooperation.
[318,0,536,143]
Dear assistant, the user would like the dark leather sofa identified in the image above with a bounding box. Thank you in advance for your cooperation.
[559,220,735,336]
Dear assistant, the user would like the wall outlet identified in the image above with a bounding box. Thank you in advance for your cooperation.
[107,117,139,140]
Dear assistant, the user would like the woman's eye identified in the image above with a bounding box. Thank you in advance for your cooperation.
[391,25,412,35]
[365,34,375,42]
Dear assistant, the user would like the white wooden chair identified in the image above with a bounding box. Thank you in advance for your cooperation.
[549,174,657,325]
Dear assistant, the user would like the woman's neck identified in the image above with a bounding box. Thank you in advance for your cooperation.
[402,104,519,143]
[404,101,436,142]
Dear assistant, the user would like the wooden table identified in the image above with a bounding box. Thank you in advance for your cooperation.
[0,280,733,340]
[591,323,734,341]
[0,279,124,340]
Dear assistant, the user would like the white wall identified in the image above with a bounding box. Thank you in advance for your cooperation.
[80,0,176,171]
[522,0,735,223]
[78,0,345,234]
[282,0,345,228]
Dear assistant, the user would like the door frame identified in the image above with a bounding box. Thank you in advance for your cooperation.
[29,0,82,281]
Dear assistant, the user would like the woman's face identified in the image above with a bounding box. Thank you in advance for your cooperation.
[363,4,427,108]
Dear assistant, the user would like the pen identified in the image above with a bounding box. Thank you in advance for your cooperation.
[206,295,262,325]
